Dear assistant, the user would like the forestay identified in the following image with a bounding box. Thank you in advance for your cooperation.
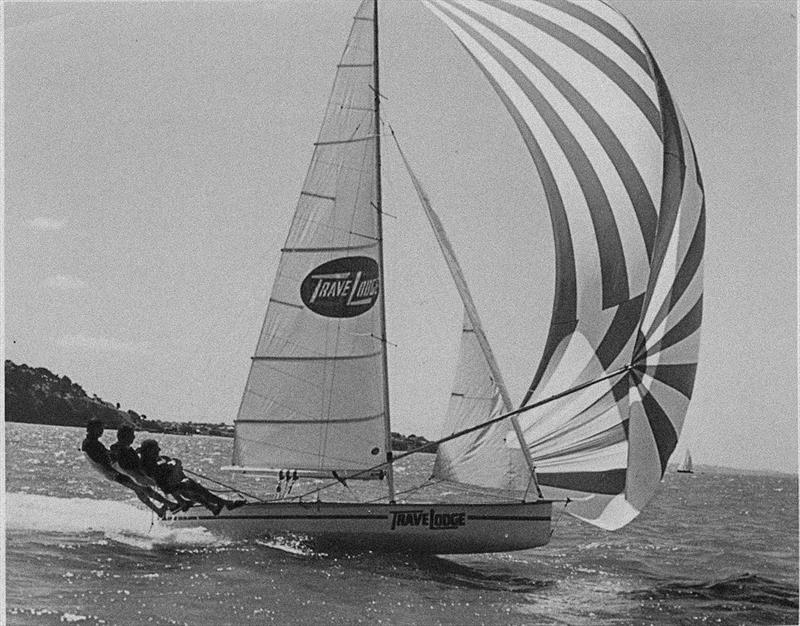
[425,0,704,529]
[232,0,389,475]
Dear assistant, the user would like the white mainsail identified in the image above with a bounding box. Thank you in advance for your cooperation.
[232,0,389,475]
[426,0,704,529]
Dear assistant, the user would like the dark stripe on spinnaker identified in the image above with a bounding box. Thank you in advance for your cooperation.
[643,295,703,360]
[667,196,705,308]
[437,2,630,308]
[640,201,705,344]
[636,52,686,318]
[637,363,698,400]
[474,0,662,138]
[637,386,678,475]
[523,320,577,404]
[537,467,626,494]
[451,0,658,261]
[533,0,652,77]
[594,294,644,369]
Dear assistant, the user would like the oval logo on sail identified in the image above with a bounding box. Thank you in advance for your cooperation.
[300,257,380,318]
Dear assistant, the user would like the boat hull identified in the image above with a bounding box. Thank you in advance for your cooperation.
[167,500,553,554]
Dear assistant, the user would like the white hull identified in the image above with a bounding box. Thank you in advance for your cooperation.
[167,500,553,554]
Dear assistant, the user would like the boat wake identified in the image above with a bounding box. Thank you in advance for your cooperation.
[253,535,320,557]
[6,492,227,550]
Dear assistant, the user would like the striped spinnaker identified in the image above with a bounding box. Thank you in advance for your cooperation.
[426,0,704,529]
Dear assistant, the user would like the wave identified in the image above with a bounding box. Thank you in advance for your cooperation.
[6,492,227,550]
[629,572,799,610]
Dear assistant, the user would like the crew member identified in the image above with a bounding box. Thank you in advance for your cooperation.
[138,439,245,516]
[81,419,180,518]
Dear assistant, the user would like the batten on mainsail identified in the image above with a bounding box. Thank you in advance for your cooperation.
[426,0,705,529]
[232,0,390,476]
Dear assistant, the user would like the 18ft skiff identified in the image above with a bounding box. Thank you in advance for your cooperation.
[169,0,705,553]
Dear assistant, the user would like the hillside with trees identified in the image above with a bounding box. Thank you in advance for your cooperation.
[4,360,232,436]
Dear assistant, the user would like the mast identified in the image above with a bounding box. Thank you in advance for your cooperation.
[373,0,395,502]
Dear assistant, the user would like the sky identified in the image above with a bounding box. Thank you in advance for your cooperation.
[3,1,797,474]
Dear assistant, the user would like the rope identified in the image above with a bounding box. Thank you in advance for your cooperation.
[363,478,439,504]
[182,467,269,503]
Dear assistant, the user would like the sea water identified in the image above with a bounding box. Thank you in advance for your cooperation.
[5,423,798,625]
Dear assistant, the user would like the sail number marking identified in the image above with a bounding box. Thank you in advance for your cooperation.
[389,509,466,531]
[301,257,380,318]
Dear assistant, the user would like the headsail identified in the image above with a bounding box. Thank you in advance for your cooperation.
[393,137,532,492]
[232,0,389,476]
[426,0,704,528]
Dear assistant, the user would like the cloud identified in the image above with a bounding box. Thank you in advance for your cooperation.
[57,334,151,356]
[42,274,86,290]
[27,217,66,231]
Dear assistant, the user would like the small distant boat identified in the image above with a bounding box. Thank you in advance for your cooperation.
[168,0,705,553]
[677,450,694,474]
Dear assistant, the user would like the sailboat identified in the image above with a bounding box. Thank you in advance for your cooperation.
[169,0,705,553]
[677,450,694,474]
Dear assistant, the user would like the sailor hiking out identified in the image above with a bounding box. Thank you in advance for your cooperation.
[81,419,180,518]
[138,439,245,516]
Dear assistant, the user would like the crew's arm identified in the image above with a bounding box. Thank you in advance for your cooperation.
[113,462,159,488]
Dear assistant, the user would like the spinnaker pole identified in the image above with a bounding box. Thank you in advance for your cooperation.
[373,0,395,503]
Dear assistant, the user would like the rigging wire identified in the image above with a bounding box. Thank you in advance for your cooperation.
[182,467,269,503]
[363,478,439,503]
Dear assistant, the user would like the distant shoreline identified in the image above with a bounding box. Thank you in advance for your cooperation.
[4,359,437,452]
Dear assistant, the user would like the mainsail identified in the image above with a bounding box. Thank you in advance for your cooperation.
[426,0,704,529]
[232,0,389,475]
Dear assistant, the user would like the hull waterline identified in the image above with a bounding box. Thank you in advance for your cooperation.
[166,500,553,554]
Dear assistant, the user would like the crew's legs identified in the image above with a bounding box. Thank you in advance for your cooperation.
[143,485,182,511]
[174,479,246,515]
[130,485,167,518]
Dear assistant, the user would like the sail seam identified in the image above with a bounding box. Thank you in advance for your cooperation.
[268,297,303,310]
[314,134,378,146]
[300,191,336,201]
[281,243,377,253]
[236,413,383,425]
[251,351,381,362]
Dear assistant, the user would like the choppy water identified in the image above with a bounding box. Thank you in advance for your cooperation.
[5,423,798,625]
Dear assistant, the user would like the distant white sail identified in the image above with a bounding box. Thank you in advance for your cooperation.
[677,450,694,473]
[426,0,704,529]
[232,0,388,475]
